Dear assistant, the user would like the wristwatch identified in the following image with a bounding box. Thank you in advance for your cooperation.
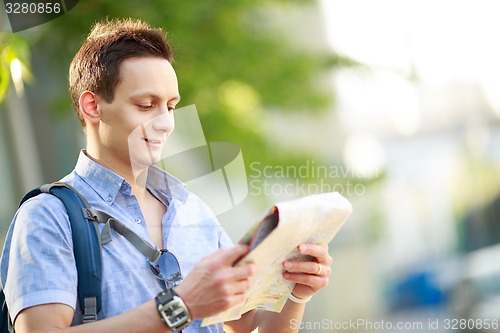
[155,288,192,331]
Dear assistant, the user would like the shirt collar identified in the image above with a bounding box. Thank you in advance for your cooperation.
[147,165,189,204]
[74,150,189,205]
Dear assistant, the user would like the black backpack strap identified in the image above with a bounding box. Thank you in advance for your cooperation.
[39,183,102,323]
[19,183,102,323]
[1,183,102,332]
[19,188,43,207]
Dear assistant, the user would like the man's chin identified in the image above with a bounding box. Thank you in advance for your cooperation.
[131,155,161,171]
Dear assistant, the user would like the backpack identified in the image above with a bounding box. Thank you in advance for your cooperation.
[0,183,103,333]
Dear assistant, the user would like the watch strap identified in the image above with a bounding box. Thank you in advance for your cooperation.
[156,288,176,305]
[156,288,191,331]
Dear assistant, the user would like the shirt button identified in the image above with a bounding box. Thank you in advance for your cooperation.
[134,218,141,224]
[106,196,112,202]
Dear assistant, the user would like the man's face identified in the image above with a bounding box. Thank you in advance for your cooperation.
[96,56,180,174]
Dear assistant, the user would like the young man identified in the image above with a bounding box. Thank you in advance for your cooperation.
[0,19,333,333]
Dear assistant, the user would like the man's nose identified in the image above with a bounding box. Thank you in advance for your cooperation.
[153,106,174,133]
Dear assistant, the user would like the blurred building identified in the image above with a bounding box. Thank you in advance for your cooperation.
[320,0,500,331]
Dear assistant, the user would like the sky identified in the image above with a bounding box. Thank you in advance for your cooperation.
[319,0,500,176]
[320,0,500,87]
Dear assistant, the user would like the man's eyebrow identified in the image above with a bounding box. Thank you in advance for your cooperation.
[129,93,181,103]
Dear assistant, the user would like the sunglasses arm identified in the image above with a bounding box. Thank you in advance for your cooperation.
[90,209,162,262]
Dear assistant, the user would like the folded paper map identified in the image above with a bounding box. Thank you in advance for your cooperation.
[201,192,352,326]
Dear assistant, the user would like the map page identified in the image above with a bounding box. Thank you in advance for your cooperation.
[201,191,352,326]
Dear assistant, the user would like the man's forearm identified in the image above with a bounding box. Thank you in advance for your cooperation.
[254,300,306,333]
[14,300,171,333]
[71,300,169,333]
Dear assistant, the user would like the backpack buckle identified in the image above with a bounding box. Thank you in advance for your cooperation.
[82,297,98,323]
[82,208,98,221]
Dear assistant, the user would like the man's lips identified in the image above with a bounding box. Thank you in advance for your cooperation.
[143,138,163,145]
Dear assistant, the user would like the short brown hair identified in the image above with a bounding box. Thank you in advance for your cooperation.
[69,18,174,127]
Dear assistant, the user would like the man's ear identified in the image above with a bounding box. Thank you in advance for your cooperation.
[79,91,100,125]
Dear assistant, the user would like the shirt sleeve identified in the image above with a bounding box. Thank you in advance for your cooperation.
[2,194,78,322]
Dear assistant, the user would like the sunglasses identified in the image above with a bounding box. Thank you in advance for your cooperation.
[90,211,183,288]
[148,249,183,287]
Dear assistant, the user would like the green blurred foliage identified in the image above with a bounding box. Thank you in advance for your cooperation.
[20,0,359,169]
[0,32,33,101]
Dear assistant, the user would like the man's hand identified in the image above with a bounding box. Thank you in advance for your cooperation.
[282,243,332,300]
[174,244,257,319]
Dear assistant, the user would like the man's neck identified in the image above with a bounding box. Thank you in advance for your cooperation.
[83,149,150,192]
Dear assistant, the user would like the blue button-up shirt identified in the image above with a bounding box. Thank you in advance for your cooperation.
[1,151,233,332]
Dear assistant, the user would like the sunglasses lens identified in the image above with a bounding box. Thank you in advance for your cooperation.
[149,250,182,283]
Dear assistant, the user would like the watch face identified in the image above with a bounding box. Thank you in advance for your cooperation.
[161,297,190,329]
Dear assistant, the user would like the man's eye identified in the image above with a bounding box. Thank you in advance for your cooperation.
[138,104,153,110]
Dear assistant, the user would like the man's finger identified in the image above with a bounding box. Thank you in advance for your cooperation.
[298,244,331,264]
[231,263,257,280]
[223,278,253,296]
[283,261,329,276]
[215,244,250,266]
[284,271,329,290]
